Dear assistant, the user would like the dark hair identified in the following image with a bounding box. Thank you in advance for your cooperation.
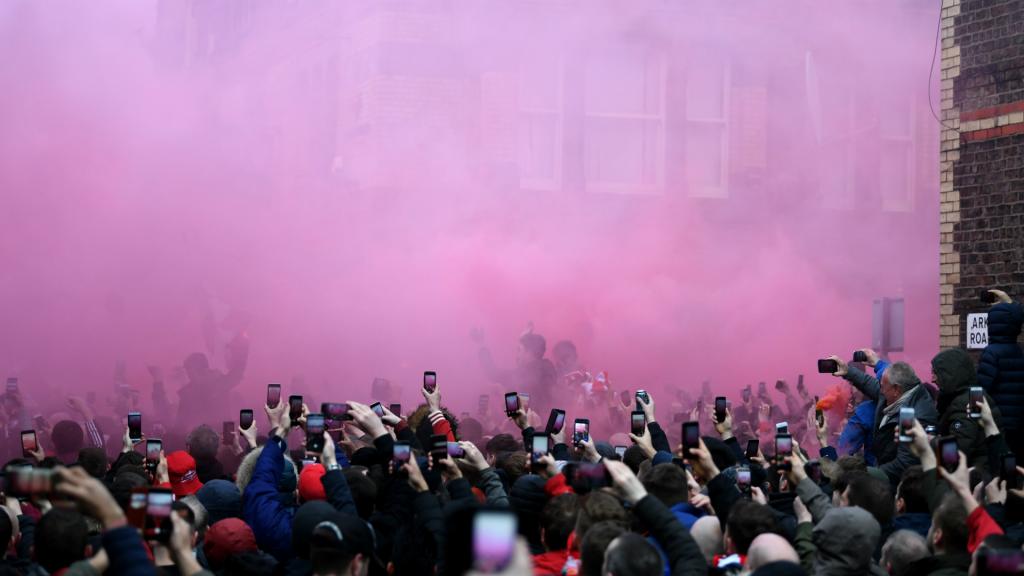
[579,521,626,576]
[832,455,868,493]
[51,420,85,456]
[623,445,648,475]
[0,509,12,551]
[485,434,521,456]
[932,493,969,553]
[187,425,220,461]
[726,500,777,555]
[35,508,89,572]
[342,469,378,521]
[603,532,664,576]
[519,333,546,359]
[897,466,929,514]
[552,340,577,360]
[845,471,894,526]
[76,447,108,479]
[496,452,529,487]
[310,548,356,575]
[641,464,689,508]
[574,492,628,542]
[223,551,278,576]
[458,418,484,445]
[541,494,579,551]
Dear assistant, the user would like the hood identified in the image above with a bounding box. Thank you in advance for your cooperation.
[291,501,337,559]
[812,508,880,575]
[196,479,243,525]
[988,303,1024,344]
[931,348,978,397]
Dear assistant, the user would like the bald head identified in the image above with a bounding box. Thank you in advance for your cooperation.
[746,533,799,571]
[690,516,723,564]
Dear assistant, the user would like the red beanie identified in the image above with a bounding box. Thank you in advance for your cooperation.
[298,463,326,502]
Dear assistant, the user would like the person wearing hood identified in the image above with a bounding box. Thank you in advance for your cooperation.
[977,290,1024,458]
[829,358,939,486]
[932,348,999,469]
[796,506,886,576]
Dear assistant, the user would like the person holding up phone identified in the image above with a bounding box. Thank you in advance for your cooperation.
[975,290,1024,459]
[931,348,1000,469]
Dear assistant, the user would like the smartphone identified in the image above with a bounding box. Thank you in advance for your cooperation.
[775,434,793,470]
[817,359,839,374]
[146,439,162,472]
[222,421,235,444]
[620,390,631,406]
[635,390,649,411]
[745,439,759,458]
[614,445,627,458]
[266,384,282,409]
[981,290,997,304]
[305,414,325,452]
[806,460,822,483]
[520,393,531,411]
[144,488,174,540]
[392,441,411,467]
[852,350,868,363]
[472,510,517,572]
[504,392,520,417]
[968,387,983,419]
[448,441,466,459]
[776,422,789,435]
[127,487,148,529]
[5,378,17,393]
[630,411,646,436]
[737,465,751,492]
[938,436,959,473]
[531,434,549,463]
[1001,453,1021,489]
[545,409,566,435]
[573,419,590,445]
[682,422,700,459]
[321,402,349,424]
[814,395,824,427]
[128,412,142,444]
[389,403,402,417]
[289,395,304,422]
[423,371,437,393]
[240,409,254,431]
[430,434,448,463]
[976,547,1024,575]
[714,396,727,423]
[898,407,915,443]
[19,430,37,458]
[370,402,385,418]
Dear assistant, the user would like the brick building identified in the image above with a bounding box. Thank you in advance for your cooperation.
[939,0,1024,349]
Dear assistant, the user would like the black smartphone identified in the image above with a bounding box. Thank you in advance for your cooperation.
[240,409,254,431]
[430,434,448,463]
[737,465,751,492]
[472,510,517,573]
[144,487,174,540]
[531,434,549,463]
[898,407,915,443]
[714,396,727,423]
[1001,453,1021,489]
[614,445,627,458]
[817,359,839,374]
[423,371,437,393]
[392,441,411,467]
[321,402,349,425]
[20,430,37,458]
[573,419,590,445]
[776,422,789,435]
[222,421,235,445]
[289,395,304,422]
[448,441,466,459]
[389,403,402,417]
[635,389,649,411]
[504,392,520,417]
[814,395,824,427]
[745,439,759,458]
[939,436,959,473]
[128,412,142,443]
[305,414,325,452]
[852,350,868,363]
[630,411,646,436]
[682,421,700,459]
[146,439,162,472]
[370,402,385,418]
[969,387,983,419]
[775,434,793,470]
[545,409,566,434]
[267,384,282,409]
[981,290,997,304]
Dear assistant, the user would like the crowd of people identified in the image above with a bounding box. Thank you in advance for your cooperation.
[0,291,1022,575]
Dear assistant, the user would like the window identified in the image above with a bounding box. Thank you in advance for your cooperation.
[519,55,563,190]
[583,46,666,193]
[685,57,730,198]
[879,95,916,212]
[811,53,857,210]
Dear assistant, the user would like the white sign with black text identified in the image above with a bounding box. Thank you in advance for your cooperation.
[967,313,988,350]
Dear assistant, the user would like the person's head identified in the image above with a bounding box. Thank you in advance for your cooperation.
[746,533,799,571]
[896,466,929,515]
[204,519,258,571]
[641,463,689,508]
[34,508,90,573]
[881,362,919,404]
[930,348,977,398]
[574,492,629,544]
[184,352,211,382]
[812,507,881,574]
[51,420,85,457]
[236,446,298,499]
[186,425,220,462]
[724,500,776,555]
[196,479,243,525]
[928,493,968,555]
[458,418,484,446]
[602,532,663,576]
[622,446,648,475]
[552,340,578,373]
[970,534,1021,576]
[881,530,929,576]
[540,494,578,552]
[690,516,723,565]
[76,447,108,478]
[842,471,894,526]
[496,451,529,487]
[579,521,626,576]
[0,507,13,555]
[167,450,204,498]
[518,333,546,365]
[299,464,328,503]
[485,434,521,460]
[342,469,377,521]
[178,495,209,537]
[309,512,377,576]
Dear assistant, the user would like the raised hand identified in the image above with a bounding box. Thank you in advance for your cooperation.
[605,460,647,505]
[346,401,387,439]
[827,355,848,377]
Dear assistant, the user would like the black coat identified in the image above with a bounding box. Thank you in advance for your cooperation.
[933,348,1000,470]
[978,303,1024,432]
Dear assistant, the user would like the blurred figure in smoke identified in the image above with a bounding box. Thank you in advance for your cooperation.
[476,325,557,415]
[177,332,250,430]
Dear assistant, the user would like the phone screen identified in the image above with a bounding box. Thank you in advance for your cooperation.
[899,407,915,442]
[371,402,385,418]
[146,439,162,462]
[306,415,325,452]
[389,403,402,417]
[683,422,699,457]
[20,431,37,453]
[531,435,548,461]
[146,489,173,521]
[631,411,646,436]
[737,467,751,488]
[322,402,349,423]
[289,395,304,420]
[504,393,520,415]
[775,434,793,457]
[473,511,517,572]
[240,409,254,430]
[969,387,983,418]
[423,371,437,393]
[128,412,142,442]
[392,442,411,465]
[614,445,626,458]
[940,438,959,472]
[745,439,759,458]
[127,489,148,529]
[573,420,590,444]
[714,397,727,421]
[267,384,282,408]
[448,442,466,458]
[817,359,839,374]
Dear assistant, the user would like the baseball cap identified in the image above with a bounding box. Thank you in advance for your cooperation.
[204,518,258,569]
[309,512,379,563]
[166,450,204,497]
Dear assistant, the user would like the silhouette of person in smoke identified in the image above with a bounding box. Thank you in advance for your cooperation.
[176,332,249,429]
[476,327,557,415]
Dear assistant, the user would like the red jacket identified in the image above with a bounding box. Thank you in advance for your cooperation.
[429,411,455,442]
[533,549,569,575]
[967,506,1003,553]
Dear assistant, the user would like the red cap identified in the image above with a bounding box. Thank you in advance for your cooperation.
[203,518,257,569]
[298,463,326,502]
[166,451,203,497]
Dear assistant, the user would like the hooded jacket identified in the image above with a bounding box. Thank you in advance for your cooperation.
[978,302,1024,431]
[933,349,999,469]
[810,508,886,576]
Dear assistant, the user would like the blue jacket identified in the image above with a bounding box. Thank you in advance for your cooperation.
[978,303,1024,431]
[837,360,888,465]
[890,512,931,540]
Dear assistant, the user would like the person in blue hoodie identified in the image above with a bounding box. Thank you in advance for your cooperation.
[835,349,888,466]
[977,290,1024,458]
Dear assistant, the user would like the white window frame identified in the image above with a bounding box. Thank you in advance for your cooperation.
[879,96,917,213]
[518,56,564,191]
[685,61,731,199]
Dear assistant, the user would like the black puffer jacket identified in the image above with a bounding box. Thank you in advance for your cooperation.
[978,303,1024,432]
[933,348,999,469]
